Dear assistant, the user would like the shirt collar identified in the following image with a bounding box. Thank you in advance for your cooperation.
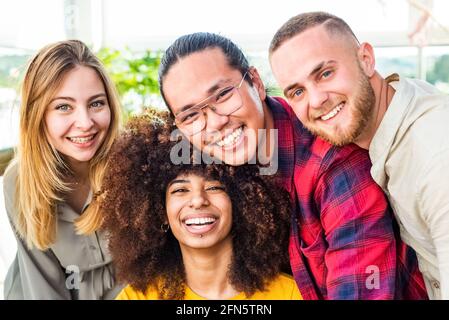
[369,74,414,187]
[58,189,93,223]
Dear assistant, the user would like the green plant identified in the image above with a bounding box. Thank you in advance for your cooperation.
[0,54,30,89]
[0,147,14,176]
[427,54,449,85]
[97,47,162,113]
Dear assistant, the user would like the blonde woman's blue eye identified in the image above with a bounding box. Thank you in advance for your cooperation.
[56,104,70,111]
[91,100,105,108]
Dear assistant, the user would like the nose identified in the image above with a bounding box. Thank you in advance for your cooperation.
[204,106,229,133]
[189,190,210,209]
[74,106,94,131]
[308,87,328,110]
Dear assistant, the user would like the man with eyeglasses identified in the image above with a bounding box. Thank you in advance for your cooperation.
[157,32,427,300]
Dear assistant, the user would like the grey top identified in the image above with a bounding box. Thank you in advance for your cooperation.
[2,164,124,300]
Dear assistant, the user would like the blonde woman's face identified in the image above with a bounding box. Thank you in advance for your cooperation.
[45,66,111,165]
[165,173,233,251]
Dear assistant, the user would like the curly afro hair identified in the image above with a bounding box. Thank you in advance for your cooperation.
[100,109,292,299]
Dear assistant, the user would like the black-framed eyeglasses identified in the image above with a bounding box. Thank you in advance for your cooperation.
[174,71,248,136]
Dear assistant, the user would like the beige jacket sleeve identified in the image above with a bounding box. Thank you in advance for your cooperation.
[418,149,449,300]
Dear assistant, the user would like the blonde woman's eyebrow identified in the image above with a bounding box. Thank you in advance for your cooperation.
[88,93,107,102]
[50,96,76,103]
[50,93,106,103]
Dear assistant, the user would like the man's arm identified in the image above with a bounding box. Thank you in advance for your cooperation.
[418,149,449,300]
[316,146,399,299]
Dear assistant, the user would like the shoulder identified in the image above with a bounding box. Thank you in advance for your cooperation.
[400,79,449,140]
[404,77,444,97]
[396,91,449,173]
[410,104,449,153]
[2,160,18,219]
[321,143,372,171]
[267,96,295,117]
[270,273,297,288]
[256,273,302,300]
[301,139,373,183]
[115,284,159,300]
[3,159,18,195]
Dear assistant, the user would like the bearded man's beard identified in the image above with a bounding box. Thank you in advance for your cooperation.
[305,71,376,147]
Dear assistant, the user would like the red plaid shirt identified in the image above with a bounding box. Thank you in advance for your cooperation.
[269,96,427,300]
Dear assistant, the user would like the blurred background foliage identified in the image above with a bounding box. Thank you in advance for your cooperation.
[427,54,449,86]
[2,46,449,125]
[2,48,449,103]
[0,47,165,124]
[96,47,164,122]
[0,55,28,88]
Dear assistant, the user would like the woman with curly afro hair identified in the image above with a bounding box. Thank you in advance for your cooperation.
[100,110,301,300]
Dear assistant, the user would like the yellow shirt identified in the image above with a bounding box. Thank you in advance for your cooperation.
[116,273,302,300]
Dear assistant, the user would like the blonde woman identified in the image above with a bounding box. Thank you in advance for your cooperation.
[2,40,122,299]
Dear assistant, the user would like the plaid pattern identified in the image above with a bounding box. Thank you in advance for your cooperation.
[269,96,428,300]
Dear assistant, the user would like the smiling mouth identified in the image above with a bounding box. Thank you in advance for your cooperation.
[185,217,217,227]
[320,102,344,121]
[215,126,243,148]
[183,215,219,235]
[67,134,96,144]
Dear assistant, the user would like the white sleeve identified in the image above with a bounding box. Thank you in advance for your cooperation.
[418,149,449,300]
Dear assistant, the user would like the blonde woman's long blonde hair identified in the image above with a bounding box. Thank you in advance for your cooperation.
[7,40,121,250]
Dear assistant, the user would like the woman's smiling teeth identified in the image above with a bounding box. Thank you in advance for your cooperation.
[68,134,95,144]
[185,217,216,226]
[216,127,243,147]
[320,103,344,121]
